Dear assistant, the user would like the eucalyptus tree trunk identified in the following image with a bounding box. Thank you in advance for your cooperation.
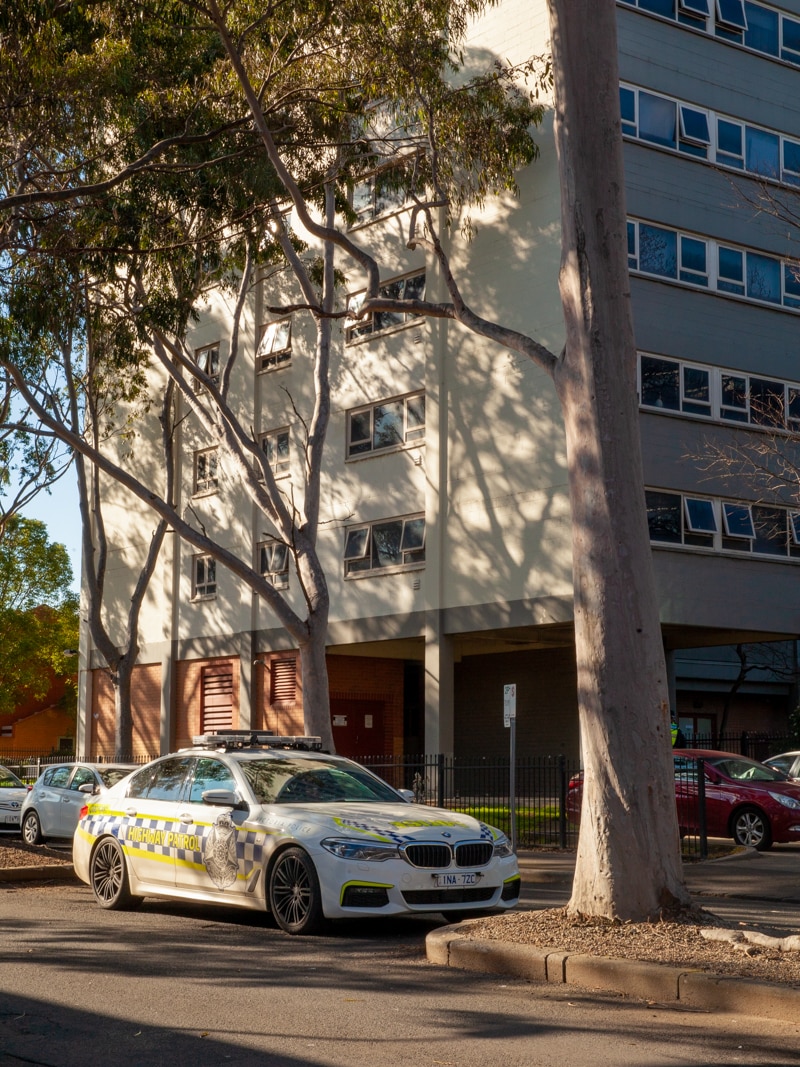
[548,0,689,919]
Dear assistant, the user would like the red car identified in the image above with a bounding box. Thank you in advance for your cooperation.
[567,749,800,851]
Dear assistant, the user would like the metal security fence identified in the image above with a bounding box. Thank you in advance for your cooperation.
[361,754,582,849]
[0,749,154,784]
[685,731,795,762]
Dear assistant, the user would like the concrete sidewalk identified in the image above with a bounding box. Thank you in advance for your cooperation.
[427,844,800,1021]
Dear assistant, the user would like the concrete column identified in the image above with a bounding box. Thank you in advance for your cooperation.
[76,657,93,760]
[160,647,175,755]
[665,648,677,717]
[424,613,454,754]
[238,630,255,731]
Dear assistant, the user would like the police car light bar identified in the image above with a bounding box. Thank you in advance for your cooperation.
[192,731,323,751]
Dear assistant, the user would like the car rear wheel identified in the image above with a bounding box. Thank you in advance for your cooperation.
[21,810,43,845]
[731,806,772,851]
[90,837,142,910]
[268,847,325,935]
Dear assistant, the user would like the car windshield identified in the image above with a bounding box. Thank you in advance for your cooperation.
[240,758,401,805]
[708,757,785,782]
[0,767,23,789]
[99,768,132,788]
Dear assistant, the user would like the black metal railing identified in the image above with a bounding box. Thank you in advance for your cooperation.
[360,753,582,849]
[681,731,795,762]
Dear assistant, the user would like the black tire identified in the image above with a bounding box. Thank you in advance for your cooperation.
[268,847,325,935]
[21,810,43,845]
[90,837,142,910]
[731,806,772,851]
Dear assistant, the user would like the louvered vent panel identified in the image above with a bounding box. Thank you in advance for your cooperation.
[270,658,297,704]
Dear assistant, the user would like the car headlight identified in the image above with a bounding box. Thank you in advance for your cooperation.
[768,791,800,810]
[320,837,400,861]
[492,834,514,858]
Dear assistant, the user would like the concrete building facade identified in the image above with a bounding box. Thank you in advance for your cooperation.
[78,0,800,761]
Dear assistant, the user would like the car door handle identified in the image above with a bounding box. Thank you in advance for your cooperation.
[179,813,192,822]
[126,808,138,817]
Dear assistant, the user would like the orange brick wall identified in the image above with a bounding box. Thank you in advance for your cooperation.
[327,656,405,755]
[88,653,406,756]
[10,706,75,752]
[253,653,304,735]
[91,664,162,759]
[175,657,240,749]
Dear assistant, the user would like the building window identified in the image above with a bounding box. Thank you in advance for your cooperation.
[193,448,219,494]
[628,218,800,313]
[639,352,800,431]
[259,539,290,588]
[259,428,290,476]
[351,167,409,225]
[645,490,800,559]
[619,0,800,67]
[345,271,426,341]
[621,83,800,187]
[347,392,425,457]
[258,319,291,370]
[344,515,425,575]
[194,344,220,389]
[193,554,217,598]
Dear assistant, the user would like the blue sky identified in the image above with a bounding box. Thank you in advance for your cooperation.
[21,469,82,595]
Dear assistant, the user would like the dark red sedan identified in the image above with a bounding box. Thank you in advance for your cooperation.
[567,749,800,851]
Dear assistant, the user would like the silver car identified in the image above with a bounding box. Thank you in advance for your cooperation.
[20,762,137,843]
[764,751,800,781]
[0,765,29,831]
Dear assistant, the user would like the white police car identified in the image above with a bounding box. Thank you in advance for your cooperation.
[73,733,520,934]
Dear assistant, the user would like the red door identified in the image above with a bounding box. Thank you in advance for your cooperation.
[330,699,385,759]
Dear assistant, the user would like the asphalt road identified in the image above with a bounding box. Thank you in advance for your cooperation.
[2,881,800,1067]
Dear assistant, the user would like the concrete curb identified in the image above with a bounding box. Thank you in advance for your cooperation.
[0,865,76,884]
[426,924,800,1022]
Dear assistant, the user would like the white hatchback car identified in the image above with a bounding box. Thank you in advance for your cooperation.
[0,765,29,831]
[21,762,137,844]
[73,733,520,934]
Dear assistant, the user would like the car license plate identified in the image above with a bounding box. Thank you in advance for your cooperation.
[433,872,479,888]
[3,815,18,824]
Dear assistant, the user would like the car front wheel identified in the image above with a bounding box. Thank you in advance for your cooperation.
[21,810,43,845]
[268,847,325,935]
[90,837,141,910]
[731,806,772,851]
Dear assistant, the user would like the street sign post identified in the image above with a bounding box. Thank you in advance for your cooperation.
[503,684,517,853]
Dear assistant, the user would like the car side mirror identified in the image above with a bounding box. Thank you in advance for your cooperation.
[201,788,248,811]
[397,788,415,803]
[704,767,720,784]
[78,783,98,794]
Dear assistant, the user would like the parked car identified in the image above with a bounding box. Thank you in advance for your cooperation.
[566,749,800,851]
[21,762,137,844]
[763,750,800,782]
[73,732,520,934]
[0,765,30,831]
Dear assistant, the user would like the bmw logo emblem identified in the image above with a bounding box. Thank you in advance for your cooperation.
[441,831,451,838]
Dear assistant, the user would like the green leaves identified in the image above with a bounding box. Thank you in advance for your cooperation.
[0,517,78,717]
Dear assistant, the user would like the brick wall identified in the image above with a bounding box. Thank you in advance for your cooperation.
[90,663,162,759]
[175,657,240,748]
[327,656,405,755]
[454,647,581,760]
